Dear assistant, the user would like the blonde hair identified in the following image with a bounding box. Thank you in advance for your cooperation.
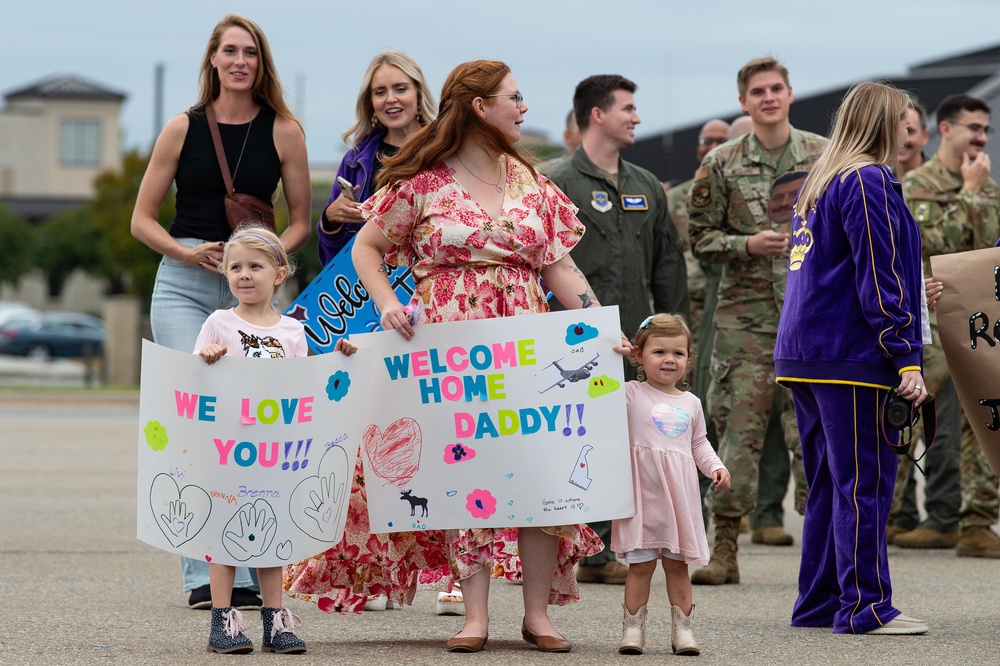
[194,14,297,122]
[796,81,911,215]
[342,51,437,146]
[630,313,694,382]
[222,223,296,279]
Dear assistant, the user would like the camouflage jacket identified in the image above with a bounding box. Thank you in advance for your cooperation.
[902,154,1000,271]
[687,126,827,332]
[667,178,717,329]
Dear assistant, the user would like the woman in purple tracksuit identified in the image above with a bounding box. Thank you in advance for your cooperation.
[774,81,929,636]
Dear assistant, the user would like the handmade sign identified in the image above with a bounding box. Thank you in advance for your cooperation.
[285,236,414,355]
[931,247,1000,474]
[357,306,634,532]
[136,340,371,567]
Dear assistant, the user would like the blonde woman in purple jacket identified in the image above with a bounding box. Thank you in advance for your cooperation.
[316,51,436,265]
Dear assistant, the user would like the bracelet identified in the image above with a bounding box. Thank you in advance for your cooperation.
[321,221,345,236]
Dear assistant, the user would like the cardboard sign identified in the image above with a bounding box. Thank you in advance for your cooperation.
[357,306,634,532]
[136,340,370,567]
[285,236,414,355]
[931,247,1000,474]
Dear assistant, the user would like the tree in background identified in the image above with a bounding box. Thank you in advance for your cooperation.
[0,205,33,289]
[90,150,171,305]
[31,207,109,297]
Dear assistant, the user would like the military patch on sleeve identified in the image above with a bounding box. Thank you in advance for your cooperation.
[914,202,930,223]
[690,182,711,208]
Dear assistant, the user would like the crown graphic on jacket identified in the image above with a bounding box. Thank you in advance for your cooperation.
[788,225,815,271]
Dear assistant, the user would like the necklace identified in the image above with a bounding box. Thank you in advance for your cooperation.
[456,153,504,193]
[231,117,253,186]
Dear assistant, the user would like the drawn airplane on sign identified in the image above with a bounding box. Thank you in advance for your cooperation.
[538,353,600,393]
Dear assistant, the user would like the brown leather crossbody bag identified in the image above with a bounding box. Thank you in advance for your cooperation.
[205,104,276,233]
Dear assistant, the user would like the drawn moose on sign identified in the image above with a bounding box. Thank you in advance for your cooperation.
[399,489,429,517]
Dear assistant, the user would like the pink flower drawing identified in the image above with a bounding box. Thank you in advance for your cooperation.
[466,489,497,520]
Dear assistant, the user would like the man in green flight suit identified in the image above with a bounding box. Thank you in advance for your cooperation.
[548,73,689,584]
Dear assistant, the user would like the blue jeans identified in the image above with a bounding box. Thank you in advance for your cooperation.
[151,239,258,592]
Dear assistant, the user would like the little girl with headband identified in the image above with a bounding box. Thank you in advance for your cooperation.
[195,223,356,654]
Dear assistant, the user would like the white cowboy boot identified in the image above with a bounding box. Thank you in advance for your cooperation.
[618,602,647,654]
[671,604,700,655]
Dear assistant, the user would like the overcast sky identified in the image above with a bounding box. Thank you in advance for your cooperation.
[4,1,1000,165]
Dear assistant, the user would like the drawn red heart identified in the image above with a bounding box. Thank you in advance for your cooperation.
[363,418,422,487]
[205,555,212,562]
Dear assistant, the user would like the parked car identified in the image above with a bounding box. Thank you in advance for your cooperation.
[0,312,104,361]
[0,301,38,329]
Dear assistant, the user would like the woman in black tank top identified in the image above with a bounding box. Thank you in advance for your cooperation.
[128,13,311,654]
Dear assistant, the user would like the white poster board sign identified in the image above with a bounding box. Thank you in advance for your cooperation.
[359,306,633,532]
[136,340,369,567]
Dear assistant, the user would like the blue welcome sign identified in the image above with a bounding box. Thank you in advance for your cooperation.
[284,236,415,355]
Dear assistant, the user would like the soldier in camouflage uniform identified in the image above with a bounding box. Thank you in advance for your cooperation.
[670,119,798,544]
[668,119,729,335]
[887,100,939,542]
[902,93,1000,558]
[687,57,827,585]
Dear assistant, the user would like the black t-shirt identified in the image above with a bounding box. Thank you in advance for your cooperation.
[171,104,281,242]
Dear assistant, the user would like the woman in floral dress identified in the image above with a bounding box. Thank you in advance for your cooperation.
[287,59,625,652]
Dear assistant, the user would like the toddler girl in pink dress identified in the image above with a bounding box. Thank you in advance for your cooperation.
[612,314,730,656]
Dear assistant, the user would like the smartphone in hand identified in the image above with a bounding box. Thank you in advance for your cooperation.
[337,176,356,202]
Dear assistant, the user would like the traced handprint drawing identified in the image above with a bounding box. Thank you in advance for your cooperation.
[162,500,194,539]
[149,473,211,548]
[222,499,277,561]
[289,444,351,542]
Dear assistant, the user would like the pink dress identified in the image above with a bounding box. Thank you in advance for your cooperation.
[611,382,726,565]
[284,158,603,611]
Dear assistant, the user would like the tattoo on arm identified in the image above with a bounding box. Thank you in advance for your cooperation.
[562,259,601,308]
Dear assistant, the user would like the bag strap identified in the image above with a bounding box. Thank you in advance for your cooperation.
[205,104,235,197]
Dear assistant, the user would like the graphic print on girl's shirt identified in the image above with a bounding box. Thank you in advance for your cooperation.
[238,329,286,358]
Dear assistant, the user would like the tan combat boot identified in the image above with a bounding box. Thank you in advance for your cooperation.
[671,604,700,655]
[956,526,1000,558]
[691,516,740,585]
[751,525,794,546]
[617,603,647,654]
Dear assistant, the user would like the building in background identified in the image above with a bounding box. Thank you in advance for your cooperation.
[0,74,125,221]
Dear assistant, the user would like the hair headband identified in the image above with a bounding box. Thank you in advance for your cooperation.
[230,233,284,266]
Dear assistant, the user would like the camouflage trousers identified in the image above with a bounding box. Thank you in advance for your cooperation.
[891,340,998,530]
[706,327,808,518]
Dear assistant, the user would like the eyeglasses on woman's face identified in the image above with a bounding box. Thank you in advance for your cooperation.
[484,91,524,106]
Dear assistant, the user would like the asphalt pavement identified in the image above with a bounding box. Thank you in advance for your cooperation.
[2,388,999,666]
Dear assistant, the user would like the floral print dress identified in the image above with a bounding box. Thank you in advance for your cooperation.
[283,158,603,612]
